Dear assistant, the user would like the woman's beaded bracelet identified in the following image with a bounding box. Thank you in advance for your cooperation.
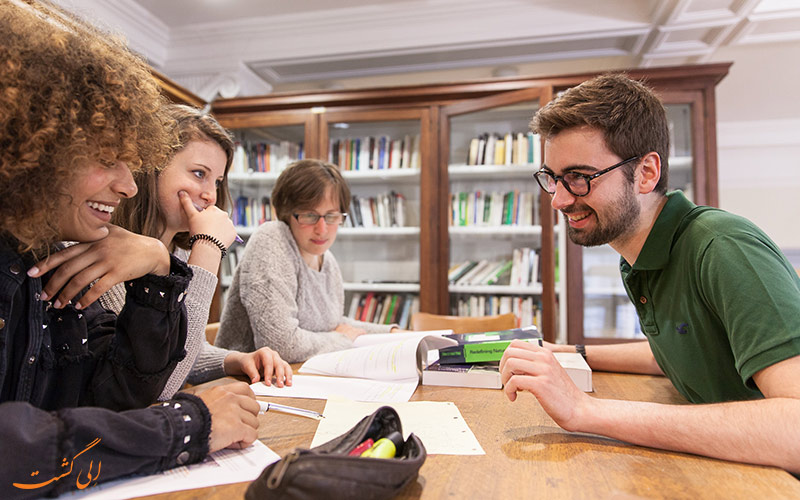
[188,233,227,258]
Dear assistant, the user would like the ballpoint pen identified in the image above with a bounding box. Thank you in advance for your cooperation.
[258,400,324,420]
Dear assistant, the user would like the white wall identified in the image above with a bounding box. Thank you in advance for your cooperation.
[711,41,800,253]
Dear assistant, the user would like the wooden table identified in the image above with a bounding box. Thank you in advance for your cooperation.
[147,372,800,499]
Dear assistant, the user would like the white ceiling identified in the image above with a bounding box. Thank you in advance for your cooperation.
[55,0,800,101]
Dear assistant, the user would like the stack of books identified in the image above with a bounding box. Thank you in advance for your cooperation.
[422,326,592,391]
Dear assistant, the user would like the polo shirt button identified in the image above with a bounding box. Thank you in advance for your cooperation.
[176,451,190,465]
[0,318,5,330]
[9,264,21,275]
[28,356,36,364]
[639,296,647,304]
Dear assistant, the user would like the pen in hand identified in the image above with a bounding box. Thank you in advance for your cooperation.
[258,400,324,420]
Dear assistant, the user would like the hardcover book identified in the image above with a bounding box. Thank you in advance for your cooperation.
[438,325,542,365]
[422,361,502,389]
[422,351,592,391]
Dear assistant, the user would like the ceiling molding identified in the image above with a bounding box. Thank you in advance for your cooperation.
[54,0,170,67]
[53,0,800,96]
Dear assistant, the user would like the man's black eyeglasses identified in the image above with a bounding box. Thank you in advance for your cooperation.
[534,156,640,197]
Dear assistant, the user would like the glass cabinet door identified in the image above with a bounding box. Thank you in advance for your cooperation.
[581,103,695,340]
[442,88,562,341]
[322,109,429,329]
[216,121,308,312]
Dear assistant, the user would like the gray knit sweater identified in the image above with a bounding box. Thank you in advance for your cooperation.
[215,221,393,363]
[100,248,231,400]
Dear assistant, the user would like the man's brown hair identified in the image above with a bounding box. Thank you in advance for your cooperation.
[531,73,670,193]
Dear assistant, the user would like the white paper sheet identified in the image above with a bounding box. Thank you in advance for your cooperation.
[251,374,418,403]
[311,399,485,455]
[57,440,279,499]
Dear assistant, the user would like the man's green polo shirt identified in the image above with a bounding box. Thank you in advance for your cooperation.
[620,191,800,404]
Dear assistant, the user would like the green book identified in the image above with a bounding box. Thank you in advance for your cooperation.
[384,294,398,324]
[482,192,491,224]
[438,326,542,365]
[458,192,468,226]
[485,259,513,285]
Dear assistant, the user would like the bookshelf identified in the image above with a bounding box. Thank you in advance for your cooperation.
[330,115,424,329]
[210,62,730,343]
[442,93,560,336]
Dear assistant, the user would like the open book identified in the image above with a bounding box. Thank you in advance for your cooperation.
[298,330,457,381]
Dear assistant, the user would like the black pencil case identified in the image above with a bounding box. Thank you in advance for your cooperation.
[245,405,426,500]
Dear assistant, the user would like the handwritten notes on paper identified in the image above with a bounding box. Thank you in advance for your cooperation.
[311,399,485,455]
[251,374,418,402]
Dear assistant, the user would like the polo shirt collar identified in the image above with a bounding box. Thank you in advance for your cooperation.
[630,190,696,271]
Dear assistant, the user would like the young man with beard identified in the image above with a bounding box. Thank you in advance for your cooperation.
[499,74,800,474]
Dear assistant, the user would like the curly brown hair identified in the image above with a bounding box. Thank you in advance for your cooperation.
[112,104,235,250]
[272,159,351,225]
[531,73,670,194]
[0,0,174,254]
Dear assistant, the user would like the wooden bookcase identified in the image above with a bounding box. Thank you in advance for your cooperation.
[209,62,730,343]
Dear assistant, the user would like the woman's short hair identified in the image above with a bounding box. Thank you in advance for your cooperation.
[112,104,235,250]
[0,0,173,253]
[272,160,351,224]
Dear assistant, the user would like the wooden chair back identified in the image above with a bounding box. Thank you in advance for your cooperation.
[205,322,220,345]
[409,312,517,334]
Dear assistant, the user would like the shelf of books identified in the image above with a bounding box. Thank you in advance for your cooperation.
[218,124,307,310]
[445,100,560,334]
[327,118,424,330]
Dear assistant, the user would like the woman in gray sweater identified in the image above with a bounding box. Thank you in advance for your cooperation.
[215,160,396,363]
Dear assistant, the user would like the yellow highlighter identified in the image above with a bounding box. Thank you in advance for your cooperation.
[360,431,403,459]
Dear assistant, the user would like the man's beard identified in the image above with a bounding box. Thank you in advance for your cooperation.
[563,184,640,247]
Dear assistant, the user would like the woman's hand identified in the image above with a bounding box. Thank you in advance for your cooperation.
[197,382,260,453]
[335,323,367,341]
[181,191,237,248]
[181,191,238,275]
[28,225,171,309]
[223,347,293,387]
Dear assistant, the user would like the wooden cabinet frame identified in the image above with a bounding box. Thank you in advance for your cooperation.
[209,63,730,341]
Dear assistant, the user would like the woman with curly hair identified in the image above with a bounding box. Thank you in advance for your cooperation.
[0,1,258,497]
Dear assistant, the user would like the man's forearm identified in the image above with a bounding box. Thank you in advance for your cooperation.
[577,396,800,473]
[552,340,662,375]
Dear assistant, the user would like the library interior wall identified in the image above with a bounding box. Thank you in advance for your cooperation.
[275,44,800,255]
[711,40,800,255]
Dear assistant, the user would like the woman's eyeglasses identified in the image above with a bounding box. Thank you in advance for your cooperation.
[292,212,348,226]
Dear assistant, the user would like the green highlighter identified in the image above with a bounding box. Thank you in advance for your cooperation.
[360,431,404,459]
